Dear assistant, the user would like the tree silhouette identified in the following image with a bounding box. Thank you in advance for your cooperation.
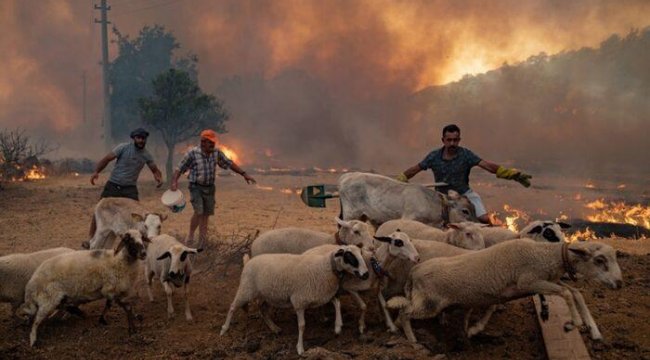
[110,25,197,141]
[138,69,228,182]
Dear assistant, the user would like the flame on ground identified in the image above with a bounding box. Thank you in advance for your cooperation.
[584,198,650,230]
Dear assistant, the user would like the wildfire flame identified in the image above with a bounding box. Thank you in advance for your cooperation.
[584,198,650,230]
[25,166,47,180]
[502,204,530,232]
[218,144,241,165]
[568,227,597,242]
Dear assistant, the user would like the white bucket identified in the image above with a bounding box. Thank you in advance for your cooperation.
[161,190,186,213]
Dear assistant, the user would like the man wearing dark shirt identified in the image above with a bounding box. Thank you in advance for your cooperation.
[90,127,163,200]
[396,124,532,224]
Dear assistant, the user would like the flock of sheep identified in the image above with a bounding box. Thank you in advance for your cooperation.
[0,172,623,356]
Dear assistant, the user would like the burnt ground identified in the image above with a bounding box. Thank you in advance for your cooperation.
[0,173,648,359]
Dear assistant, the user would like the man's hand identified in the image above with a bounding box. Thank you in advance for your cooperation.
[496,166,532,188]
[243,173,256,185]
[170,181,178,191]
[90,172,99,185]
[154,174,163,188]
[396,173,409,183]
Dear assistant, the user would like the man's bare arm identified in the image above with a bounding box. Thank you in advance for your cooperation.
[478,160,500,174]
[148,163,163,187]
[230,163,256,184]
[90,153,117,185]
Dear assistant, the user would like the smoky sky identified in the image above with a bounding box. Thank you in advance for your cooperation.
[1,0,649,174]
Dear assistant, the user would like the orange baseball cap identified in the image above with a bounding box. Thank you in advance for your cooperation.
[200,129,218,144]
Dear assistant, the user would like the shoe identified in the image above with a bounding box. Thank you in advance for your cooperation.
[81,241,90,249]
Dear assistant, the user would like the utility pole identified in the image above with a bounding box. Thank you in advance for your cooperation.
[95,0,111,151]
[82,71,87,123]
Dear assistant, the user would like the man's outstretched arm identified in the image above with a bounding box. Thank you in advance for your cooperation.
[90,153,117,185]
[479,160,532,187]
[396,164,423,182]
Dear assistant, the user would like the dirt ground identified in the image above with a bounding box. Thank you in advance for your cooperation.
[0,172,648,359]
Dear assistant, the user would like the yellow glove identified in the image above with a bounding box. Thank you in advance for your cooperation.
[496,166,532,188]
[396,173,408,183]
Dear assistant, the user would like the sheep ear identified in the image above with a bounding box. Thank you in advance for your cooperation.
[335,217,350,228]
[156,213,168,222]
[447,190,460,200]
[114,234,130,255]
[374,236,393,243]
[157,252,171,261]
[446,223,461,230]
[557,222,571,229]
[569,247,590,259]
[527,225,543,234]
[335,249,345,257]
[131,213,144,222]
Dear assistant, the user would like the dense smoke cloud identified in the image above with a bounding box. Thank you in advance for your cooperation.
[1,0,649,172]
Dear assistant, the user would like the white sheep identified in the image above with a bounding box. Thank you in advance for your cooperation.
[0,247,74,315]
[85,197,167,249]
[388,239,622,343]
[144,234,202,321]
[144,234,203,321]
[376,219,486,250]
[19,230,149,346]
[250,217,375,257]
[481,220,572,247]
[220,245,369,355]
[303,231,420,334]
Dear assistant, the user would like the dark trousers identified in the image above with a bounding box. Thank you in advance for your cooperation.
[100,181,139,201]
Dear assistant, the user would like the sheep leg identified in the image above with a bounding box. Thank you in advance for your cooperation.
[99,299,112,325]
[89,229,112,249]
[378,291,398,333]
[466,305,498,338]
[564,284,602,340]
[144,266,155,302]
[398,310,418,343]
[539,294,549,321]
[348,291,367,334]
[331,297,342,335]
[183,282,193,321]
[295,307,306,355]
[517,279,583,329]
[162,281,174,318]
[221,297,247,335]
[30,304,54,347]
[463,308,474,335]
[115,298,136,335]
[259,301,281,334]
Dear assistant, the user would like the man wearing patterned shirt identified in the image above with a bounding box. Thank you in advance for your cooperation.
[170,129,256,248]
[396,124,532,224]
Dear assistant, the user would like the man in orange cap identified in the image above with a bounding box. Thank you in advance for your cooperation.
[170,129,256,249]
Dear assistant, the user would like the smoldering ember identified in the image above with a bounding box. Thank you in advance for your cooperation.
[0,1,649,359]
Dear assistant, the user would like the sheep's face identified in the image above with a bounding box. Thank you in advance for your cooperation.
[157,244,202,288]
[374,230,420,263]
[447,222,486,250]
[144,213,166,238]
[115,229,148,260]
[334,245,369,280]
[446,190,478,224]
[335,218,375,252]
[521,221,571,243]
[570,242,623,289]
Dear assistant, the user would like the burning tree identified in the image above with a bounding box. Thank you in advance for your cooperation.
[138,68,228,183]
[0,128,56,183]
